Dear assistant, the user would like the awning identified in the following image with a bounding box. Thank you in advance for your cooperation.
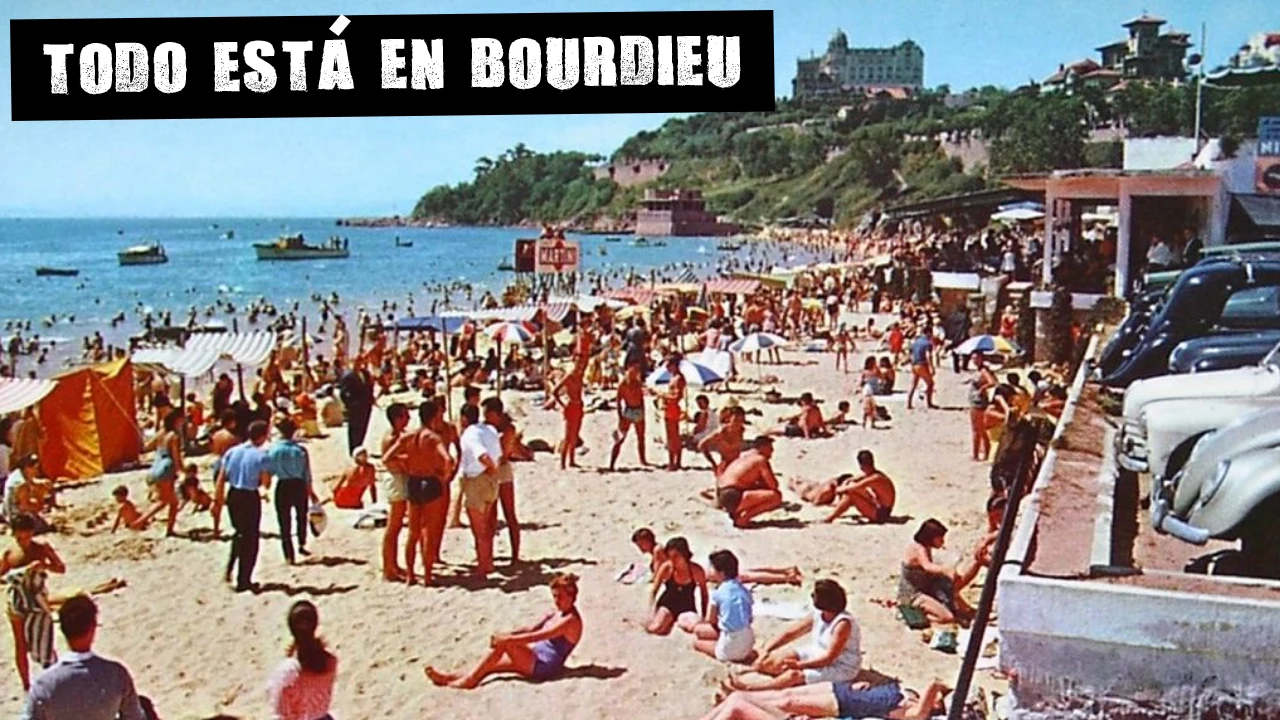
[1232,194,1280,232]
[604,287,674,305]
[387,315,470,333]
[657,282,701,294]
[132,330,276,377]
[462,302,574,324]
[0,378,58,415]
[703,278,761,295]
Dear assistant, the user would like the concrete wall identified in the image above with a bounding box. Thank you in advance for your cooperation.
[592,159,670,188]
[1123,137,1197,170]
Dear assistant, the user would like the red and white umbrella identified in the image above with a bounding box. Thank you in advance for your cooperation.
[484,320,537,344]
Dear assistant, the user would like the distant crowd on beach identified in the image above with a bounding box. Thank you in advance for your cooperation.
[1,221,1072,719]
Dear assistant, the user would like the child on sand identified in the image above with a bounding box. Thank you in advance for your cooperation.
[111,486,146,533]
[332,447,378,510]
[691,550,756,663]
[426,573,583,689]
[178,463,213,514]
[860,382,878,429]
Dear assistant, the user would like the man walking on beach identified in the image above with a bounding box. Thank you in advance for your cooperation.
[906,330,937,410]
[21,595,145,720]
[339,356,375,453]
[265,418,318,565]
[215,420,271,592]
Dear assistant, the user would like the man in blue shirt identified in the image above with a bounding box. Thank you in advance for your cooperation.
[906,329,937,411]
[215,420,271,592]
[693,550,755,663]
[22,595,144,720]
[265,418,318,565]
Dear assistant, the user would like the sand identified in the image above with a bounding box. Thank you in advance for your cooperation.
[0,328,1007,719]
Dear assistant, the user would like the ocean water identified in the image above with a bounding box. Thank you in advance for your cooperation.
[1,218,818,366]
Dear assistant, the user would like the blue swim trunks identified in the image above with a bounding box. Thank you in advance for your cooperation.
[833,681,905,719]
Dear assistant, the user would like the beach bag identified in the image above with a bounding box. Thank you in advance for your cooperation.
[308,503,327,537]
[899,605,930,630]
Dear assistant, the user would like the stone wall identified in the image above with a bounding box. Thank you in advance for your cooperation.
[592,158,670,188]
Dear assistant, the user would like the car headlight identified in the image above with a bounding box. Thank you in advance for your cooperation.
[1202,460,1230,503]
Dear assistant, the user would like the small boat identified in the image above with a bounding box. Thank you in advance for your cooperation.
[254,233,350,261]
[599,246,608,256]
[717,239,744,251]
[395,236,414,248]
[35,267,79,277]
[631,237,651,247]
[653,238,668,247]
[497,256,517,272]
[222,229,235,239]
[118,242,169,266]
[604,236,622,243]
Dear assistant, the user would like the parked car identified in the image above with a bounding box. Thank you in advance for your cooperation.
[1153,405,1280,578]
[1167,329,1280,374]
[1100,258,1280,388]
[1116,339,1280,479]
[1095,286,1166,378]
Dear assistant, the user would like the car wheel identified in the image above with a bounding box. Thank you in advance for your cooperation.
[1237,492,1280,580]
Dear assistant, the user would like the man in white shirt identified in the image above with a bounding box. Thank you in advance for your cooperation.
[1147,236,1175,270]
[458,403,502,576]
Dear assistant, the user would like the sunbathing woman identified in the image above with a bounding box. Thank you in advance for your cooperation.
[898,519,976,626]
[426,573,583,689]
[701,678,951,720]
[647,537,708,635]
[728,579,862,691]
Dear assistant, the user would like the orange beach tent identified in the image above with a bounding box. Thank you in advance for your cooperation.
[36,358,142,481]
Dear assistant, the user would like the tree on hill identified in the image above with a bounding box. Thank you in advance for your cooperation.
[987,93,1087,174]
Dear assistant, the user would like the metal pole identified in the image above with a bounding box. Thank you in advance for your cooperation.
[948,420,1039,720]
[1193,22,1206,157]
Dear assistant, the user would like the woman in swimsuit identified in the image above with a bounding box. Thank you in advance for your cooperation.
[898,519,974,626]
[831,325,852,374]
[2,513,65,690]
[426,573,583,689]
[545,359,586,471]
[609,362,649,471]
[646,537,708,636]
[659,355,687,471]
[136,410,184,536]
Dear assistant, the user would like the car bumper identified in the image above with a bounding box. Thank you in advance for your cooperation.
[1116,424,1149,473]
[1150,480,1211,545]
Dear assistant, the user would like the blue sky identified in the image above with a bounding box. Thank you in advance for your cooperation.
[0,0,1272,217]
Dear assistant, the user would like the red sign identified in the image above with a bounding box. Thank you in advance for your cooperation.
[535,238,580,274]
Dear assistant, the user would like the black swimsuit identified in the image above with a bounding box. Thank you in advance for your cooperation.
[657,573,697,617]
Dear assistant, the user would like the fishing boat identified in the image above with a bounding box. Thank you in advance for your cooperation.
[253,233,350,261]
[717,238,744,251]
[395,236,414,248]
[222,229,235,239]
[631,237,651,247]
[35,267,79,277]
[497,256,517,271]
[604,236,622,243]
[118,242,169,266]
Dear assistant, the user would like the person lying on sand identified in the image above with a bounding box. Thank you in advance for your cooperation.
[426,573,583,689]
[714,438,784,528]
[110,486,146,533]
[631,528,802,586]
[701,677,951,720]
[823,401,851,429]
[764,393,828,439]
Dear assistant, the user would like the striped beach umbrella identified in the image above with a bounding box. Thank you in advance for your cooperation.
[956,334,1017,356]
[483,320,537,345]
[729,332,789,354]
[646,359,724,387]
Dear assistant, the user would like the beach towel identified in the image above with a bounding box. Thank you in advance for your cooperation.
[5,565,56,670]
[753,598,809,621]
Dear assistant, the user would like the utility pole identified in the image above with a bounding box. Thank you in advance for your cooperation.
[1193,22,1207,158]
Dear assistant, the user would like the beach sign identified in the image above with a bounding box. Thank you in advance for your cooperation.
[1259,117,1280,194]
[535,238,580,274]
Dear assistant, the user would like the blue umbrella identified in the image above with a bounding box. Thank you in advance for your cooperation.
[956,334,1016,356]
[729,332,789,353]
[646,359,724,387]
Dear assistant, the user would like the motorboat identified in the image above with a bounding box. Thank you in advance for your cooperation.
[653,238,668,247]
[35,267,79,277]
[604,236,622,243]
[631,237,651,247]
[253,233,350,261]
[497,256,517,271]
[717,238,745,251]
[118,241,169,266]
[222,229,235,239]
[395,236,414,248]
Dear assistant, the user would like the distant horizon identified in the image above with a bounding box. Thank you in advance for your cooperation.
[3,0,1270,217]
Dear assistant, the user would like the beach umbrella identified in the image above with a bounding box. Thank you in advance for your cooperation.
[483,320,537,344]
[646,359,724,387]
[729,332,788,354]
[956,334,1017,356]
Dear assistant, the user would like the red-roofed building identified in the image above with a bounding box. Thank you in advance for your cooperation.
[1093,15,1191,82]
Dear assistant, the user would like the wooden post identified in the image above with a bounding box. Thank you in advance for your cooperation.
[301,316,310,370]
[236,364,246,402]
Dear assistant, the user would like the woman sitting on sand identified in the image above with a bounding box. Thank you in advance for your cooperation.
[267,600,337,720]
[727,579,861,691]
[898,519,977,626]
[701,677,951,720]
[426,573,583,689]
[647,537,709,635]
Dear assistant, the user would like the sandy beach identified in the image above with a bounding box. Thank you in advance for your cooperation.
[0,315,1007,719]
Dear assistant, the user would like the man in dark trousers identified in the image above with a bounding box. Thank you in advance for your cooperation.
[339,356,375,453]
[214,420,271,592]
[945,306,973,373]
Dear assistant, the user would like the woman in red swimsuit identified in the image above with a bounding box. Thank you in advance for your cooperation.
[660,355,687,471]
[546,359,586,470]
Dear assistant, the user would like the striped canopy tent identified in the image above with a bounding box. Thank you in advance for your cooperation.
[703,278,762,296]
[657,282,701,295]
[604,287,676,305]
[0,378,59,415]
[456,301,574,325]
[132,330,277,377]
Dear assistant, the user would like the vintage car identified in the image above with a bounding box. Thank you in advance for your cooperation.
[1096,286,1166,378]
[1100,258,1280,388]
[1116,339,1280,478]
[1167,329,1280,374]
[1153,405,1280,577]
